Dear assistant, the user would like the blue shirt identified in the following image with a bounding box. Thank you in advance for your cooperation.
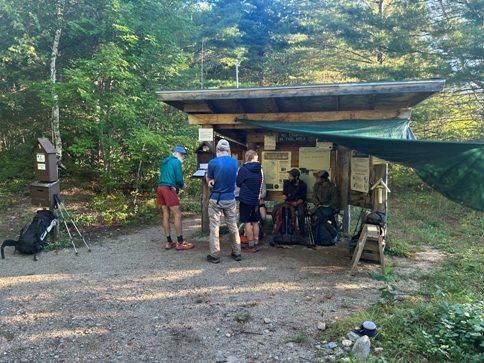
[207,155,238,201]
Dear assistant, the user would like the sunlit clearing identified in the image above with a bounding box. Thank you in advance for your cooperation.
[226,267,268,273]
[0,274,71,287]
[162,269,204,280]
[118,282,304,302]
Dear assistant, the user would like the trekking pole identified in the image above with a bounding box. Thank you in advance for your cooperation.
[305,214,315,246]
[53,194,91,254]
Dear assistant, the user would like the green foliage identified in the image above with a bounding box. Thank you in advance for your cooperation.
[235,310,252,324]
[421,300,484,361]
[368,262,402,304]
[287,332,313,345]
[44,235,76,252]
[384,237,413,258]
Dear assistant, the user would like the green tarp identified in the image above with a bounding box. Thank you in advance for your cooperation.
[238,119,484,212]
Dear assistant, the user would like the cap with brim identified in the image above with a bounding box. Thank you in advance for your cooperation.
[216,139,230,151]
[173,146,187,154]
[313,170,329,179]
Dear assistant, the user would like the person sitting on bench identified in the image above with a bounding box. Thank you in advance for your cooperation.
[311,170,338,223]
[272,168,307,236]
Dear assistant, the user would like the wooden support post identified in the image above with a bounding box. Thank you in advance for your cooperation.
[201,178,210,234]
[340,146,351,233]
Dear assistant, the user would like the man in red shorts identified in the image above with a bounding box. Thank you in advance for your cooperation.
[157,146,194,251]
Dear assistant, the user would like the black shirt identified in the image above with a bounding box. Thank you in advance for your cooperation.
[283,179,307,203]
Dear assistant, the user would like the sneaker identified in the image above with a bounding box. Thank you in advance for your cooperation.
[165,242,176,250]
[206,255,221,264]
[176,242,194,250]
[231,253,241,261]
[242,244,259,253]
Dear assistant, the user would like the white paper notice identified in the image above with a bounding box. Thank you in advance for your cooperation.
[198,128,214,142]
[351,151,370,193]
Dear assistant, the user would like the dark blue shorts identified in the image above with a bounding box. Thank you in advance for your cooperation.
[239,202,260,223]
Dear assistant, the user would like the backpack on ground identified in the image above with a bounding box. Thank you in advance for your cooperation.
[1,210,58,261]
[270,203,308,246]
[313,207,339,246]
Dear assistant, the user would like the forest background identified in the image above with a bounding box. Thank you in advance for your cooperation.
[0,1,483,361]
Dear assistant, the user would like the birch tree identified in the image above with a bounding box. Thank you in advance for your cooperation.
[50,0,65,168]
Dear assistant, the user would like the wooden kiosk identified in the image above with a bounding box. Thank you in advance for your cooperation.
[156,80,445,271]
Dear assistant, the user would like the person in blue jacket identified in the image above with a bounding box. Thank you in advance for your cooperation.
[157,146,194,251]
[236,150,263,252]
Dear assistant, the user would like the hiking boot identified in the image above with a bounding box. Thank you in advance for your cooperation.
[231,253,241,261]
[165,242,176,250]
[206,255,221,264]
[176,242,194,250]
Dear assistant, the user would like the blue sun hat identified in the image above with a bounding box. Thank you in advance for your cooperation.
[173,146,187,154]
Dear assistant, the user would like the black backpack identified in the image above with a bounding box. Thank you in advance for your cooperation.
[1,210,58,261]
[313,207,339,246]
[365,211,387,228]
[349,211,386,248]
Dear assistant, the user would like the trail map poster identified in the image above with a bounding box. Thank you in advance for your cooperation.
[351,151,370,193]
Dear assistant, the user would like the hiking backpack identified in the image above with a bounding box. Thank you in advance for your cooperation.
[349,211,386,248]
[1,210,58,261]
[313,207,339,246]
[270,203,308,246]
[365,211,387,229]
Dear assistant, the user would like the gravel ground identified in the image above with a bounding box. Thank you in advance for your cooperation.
[0,216,444,363]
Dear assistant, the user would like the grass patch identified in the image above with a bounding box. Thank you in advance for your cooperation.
[333,170,484,362]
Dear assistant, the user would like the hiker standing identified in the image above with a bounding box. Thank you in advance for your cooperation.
[272,169,308,236]
[157,146,194,251]
[206,139,242,263]
[236,150,263,252]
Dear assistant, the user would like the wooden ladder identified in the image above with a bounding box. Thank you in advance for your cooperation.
[350,224,385,276]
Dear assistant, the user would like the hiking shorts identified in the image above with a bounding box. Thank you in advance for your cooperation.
[239,202,260,223]
[156,186,180,207]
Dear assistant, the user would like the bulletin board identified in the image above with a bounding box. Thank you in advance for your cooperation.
[299,147,331,171]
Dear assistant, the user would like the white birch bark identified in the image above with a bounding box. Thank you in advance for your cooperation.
[50,0,65,168]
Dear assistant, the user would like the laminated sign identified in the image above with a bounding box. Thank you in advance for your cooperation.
[351,151,370,193]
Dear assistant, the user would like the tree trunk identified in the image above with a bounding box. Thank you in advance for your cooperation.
[50,0,65,168]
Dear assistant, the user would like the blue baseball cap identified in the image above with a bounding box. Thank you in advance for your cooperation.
[173,146,187,154]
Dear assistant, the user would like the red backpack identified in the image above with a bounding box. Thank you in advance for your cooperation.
[271,203,300,237]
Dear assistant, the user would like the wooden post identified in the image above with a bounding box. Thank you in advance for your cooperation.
[340,146,351,233]
[201,178,210,234]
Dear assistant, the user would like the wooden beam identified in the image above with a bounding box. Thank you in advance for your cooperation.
[188,110,406,125]
[183,102,212,113]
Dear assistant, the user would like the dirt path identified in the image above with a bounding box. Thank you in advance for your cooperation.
[0,217,444,363]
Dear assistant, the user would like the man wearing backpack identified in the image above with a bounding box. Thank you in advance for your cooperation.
[272,169,308,236]
[206,139,242,263]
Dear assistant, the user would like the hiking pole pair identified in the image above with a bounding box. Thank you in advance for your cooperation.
[53,194,91,255]
[305,213,315,247]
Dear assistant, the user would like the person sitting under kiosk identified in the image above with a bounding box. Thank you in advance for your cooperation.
[310,170,340,246]
[312,170,338,215]
[271,168,308,236]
